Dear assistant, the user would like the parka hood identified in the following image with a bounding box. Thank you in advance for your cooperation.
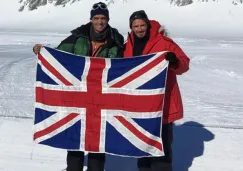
[127,20,168,46]
[149,20,168,37]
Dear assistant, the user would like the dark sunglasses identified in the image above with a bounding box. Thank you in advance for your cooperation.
[92,3,107,10]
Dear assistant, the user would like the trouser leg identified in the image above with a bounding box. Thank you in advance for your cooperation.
[87,153,106,171]
[66,151,85,171]
[150,123,173,171]
[137,157,151,171]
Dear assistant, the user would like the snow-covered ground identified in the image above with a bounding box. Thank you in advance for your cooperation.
[0,31,243,171]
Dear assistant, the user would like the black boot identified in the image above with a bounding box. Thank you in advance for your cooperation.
[66,151,85,171]
[87,153,105,171]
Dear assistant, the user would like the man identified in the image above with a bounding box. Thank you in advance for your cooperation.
[123,10,190,171]
[33,2,124,171]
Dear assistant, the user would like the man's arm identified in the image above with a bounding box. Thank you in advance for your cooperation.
[32,35,76,55]
[167,41,190,75]
[56,35,76,53]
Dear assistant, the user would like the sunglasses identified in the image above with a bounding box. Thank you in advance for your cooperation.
[92,3,108,10]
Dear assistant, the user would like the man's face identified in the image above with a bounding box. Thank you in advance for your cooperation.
[91,14,108,33]
[131,19,148,38]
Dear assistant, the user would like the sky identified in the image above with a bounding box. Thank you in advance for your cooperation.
[1,0,243,38]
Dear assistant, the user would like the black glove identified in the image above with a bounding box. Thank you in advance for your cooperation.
[165,52,178,67]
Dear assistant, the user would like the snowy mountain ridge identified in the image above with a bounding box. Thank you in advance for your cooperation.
[2,0,243,38]
[19,0,243,11]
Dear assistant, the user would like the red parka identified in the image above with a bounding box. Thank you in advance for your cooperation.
[123,20,190,124]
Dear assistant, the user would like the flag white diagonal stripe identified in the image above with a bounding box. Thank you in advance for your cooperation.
[107,117,164,156]
[40,48,81,86]
[121,117,162,143]
[107,51,167,87]
[121,59,168,89]
[37,60,63,85]
[34,111,71,132]
[35,103,86,150]
[34,112,81,143]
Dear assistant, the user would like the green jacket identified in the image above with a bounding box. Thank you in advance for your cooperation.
[56,22,124,58]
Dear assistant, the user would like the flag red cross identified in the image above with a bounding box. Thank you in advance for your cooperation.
[35,54,163,152]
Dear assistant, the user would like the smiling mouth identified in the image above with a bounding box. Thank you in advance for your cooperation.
[96,26,104,29]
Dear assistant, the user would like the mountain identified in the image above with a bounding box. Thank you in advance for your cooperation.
[1,0,243,38]
[18,0,243,11]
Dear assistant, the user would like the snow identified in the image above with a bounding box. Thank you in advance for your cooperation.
[0,30,243,171]
[0,0,243,170]
[1,118,243,171]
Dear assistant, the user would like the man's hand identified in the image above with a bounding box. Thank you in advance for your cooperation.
[165,52,178,67]
[33,44,42,55]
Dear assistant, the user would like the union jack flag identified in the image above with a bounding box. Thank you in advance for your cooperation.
[34,46,168,157]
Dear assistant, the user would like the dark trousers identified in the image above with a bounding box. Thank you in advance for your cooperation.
[66,151,105,171]
[137,123,173,171]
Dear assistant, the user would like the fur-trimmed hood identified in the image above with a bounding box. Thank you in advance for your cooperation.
[149,20,168,37]
[126,20,168,45]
